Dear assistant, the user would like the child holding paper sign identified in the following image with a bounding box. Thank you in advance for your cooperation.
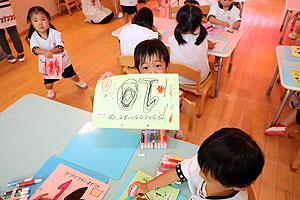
[100,39,184,138]
[128,128,264,200]
[26,6,88,100]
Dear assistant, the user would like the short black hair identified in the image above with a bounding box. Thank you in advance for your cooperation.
[132,7,154,30]
[198,128,264,188]
[184,0,200,5]
[134,39,170,72]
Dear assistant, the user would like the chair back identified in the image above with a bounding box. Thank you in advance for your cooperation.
[89,87,95,108]
[181,97,196,136]
[199,5,210,23]
[167,62,201,93]
[170,6,181,19]
[296,39,300,46]
[117,55,138,74]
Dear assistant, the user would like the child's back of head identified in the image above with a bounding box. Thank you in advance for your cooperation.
[184,0,200,6]
[132,7,154,30]
[198,128,264,188]
[175,5,207,46]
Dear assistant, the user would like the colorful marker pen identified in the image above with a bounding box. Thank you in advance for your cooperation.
[141,132,144,149]
[164,130,167,149]
[154,130,158,149]
[144,131,148,149]
[160,130,164,149]
[157,130,161,149]
[150,132,154,149]
[6,178,32,187]
[126,185,138,200]
[147,132,151,149]
[16,179,42,187]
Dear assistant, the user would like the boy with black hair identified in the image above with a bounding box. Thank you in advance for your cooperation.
[128,128,264,200]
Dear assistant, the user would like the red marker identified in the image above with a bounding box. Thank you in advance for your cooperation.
[17,179,42,187]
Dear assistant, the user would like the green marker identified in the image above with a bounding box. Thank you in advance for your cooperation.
[154,130,158,149]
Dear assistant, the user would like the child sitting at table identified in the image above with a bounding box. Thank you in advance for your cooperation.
[100,39,183,138]
[169,5,214,84]
[118,7,161,55]
[207,0,241,29]
[128,128,264,200]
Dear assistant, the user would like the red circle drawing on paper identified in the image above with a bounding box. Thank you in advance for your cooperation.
[102,79,112,91]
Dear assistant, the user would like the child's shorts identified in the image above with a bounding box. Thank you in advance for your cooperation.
[44,64,76,85]
[121,5,137,14]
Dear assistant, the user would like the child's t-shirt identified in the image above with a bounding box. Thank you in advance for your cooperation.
[118,24,159,55]
[120,0,137,6]
[30,28,71,73]
[169,33,210,84]
[208,2,241,27]
[177,155,248,200]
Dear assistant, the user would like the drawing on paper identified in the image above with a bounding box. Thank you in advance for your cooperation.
[92,74,180,130]
[43,54,63,79]
[29,163,110,200]
[118,171,179,200]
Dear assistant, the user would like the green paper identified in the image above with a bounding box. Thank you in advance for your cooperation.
[92,74,180,130]
[119,170,180,200]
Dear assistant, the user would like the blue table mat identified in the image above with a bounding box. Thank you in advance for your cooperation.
[282,64,300,87]
[283,46,300,62]
[29,156,109,196]
[113,171,187,200]
[208,38,229,54]
[59,128,140,180]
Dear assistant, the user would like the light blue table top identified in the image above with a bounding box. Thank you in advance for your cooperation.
[0,94,199,199]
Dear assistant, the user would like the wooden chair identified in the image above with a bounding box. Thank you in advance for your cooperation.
[89,87,95,108]
[296,39,300,46]
[169,6,181,19]
[167,62,215,118]
[56,0,81,16]
[181,97,196,137]
[117,55,138,74]
[199,5,210,23]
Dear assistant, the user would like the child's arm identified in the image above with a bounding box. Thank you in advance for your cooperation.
[232,21,241,29]
[209,17,230,28]
[99,71,116,80]
[34,48,63,58]
[207,40,214,50]
[152,25,162,40]
[128,168,180,198]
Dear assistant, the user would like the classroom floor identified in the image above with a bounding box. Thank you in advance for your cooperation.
[0,0,299,199]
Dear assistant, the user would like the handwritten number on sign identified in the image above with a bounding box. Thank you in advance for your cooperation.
[53,180,72,200]
[139,78,159,113]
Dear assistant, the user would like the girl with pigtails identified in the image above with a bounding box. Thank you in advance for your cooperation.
[168,5,214,85]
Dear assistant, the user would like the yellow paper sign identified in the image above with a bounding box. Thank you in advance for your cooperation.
[292,46,300,58]
[289,68,300,86]
[92,74,180,130]
[118,171,179,200]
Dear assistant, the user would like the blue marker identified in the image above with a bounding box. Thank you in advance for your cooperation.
[126,185,138,200]
[6,178,32,187]
[147,132,151,149]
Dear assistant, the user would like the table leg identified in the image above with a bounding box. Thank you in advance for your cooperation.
[214,57,223,97]
[270,89,291,127]
[279,11,292,44]
[266,66,279,96]
[280,10,289,32]
[228,50,235,73]
[113,0,119,19]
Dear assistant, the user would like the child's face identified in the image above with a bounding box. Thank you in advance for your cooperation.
[30,12,49,34]
[219,0,233,9]
[138,54,167,74]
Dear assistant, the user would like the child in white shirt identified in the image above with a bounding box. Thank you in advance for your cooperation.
[118,7,160,55]
[169,5,214,84]
[128,128,264,200]
[208,0,241,28]
[26,6,88,100]
[120,0,137,22]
